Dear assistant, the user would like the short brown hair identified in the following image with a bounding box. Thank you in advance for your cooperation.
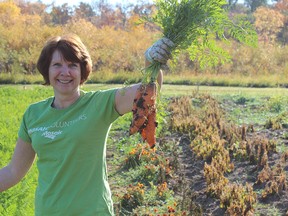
[37,34,92,85]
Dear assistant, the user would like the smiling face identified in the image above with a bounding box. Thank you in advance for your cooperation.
[37,34,92,86]
[49,50,82,97]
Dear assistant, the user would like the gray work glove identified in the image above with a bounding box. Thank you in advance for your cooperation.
[145,37,175,64]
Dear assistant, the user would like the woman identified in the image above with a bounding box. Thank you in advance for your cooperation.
[0,34,174,215]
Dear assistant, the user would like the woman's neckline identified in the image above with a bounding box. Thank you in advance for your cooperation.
[50,91,84,110]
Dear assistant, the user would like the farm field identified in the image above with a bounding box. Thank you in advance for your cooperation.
[0,84,287,215]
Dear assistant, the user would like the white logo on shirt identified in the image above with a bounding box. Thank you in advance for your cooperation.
[28,114,87,140]
[42,130,62,140]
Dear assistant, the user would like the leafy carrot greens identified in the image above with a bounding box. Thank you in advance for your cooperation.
[142,0,258,83]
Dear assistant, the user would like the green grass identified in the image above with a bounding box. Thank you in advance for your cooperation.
[2,83,287,97]
[0,86,51,215]
[1,71,287,88]
[254,203,282,216]
[161,84,288,97]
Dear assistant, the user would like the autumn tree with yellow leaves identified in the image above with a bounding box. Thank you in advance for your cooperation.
[254,6,285,44]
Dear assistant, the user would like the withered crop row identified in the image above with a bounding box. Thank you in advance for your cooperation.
[168,93,287,215]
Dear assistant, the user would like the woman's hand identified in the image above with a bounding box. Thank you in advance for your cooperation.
[145,37,175,64]
[115,38,174,116]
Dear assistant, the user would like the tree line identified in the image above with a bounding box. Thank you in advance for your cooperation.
[0,0,287,82]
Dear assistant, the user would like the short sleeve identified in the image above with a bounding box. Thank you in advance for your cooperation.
[18,107,32,143]
[96,88,120,123]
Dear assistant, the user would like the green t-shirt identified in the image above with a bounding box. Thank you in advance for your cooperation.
[18,89,120,216]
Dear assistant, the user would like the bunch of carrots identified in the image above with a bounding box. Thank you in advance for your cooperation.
[129,0,257,148]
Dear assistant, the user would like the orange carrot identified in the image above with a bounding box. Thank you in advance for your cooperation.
[130,85,148,135]
[142,83,157,113]
[129,82,158,148]
[141,127,147,142]
[141,109,157,148]
[131,85,145,114]
[129,114,148,135]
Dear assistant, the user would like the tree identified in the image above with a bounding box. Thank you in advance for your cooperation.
[274,0,288,44]
[51,3,73,25]
[17,1,52,25]
[17,1,47,15]
[244,0,268,12]
[253,6,285,44]
[274,0,288,12]
[0,1,21,26]
[74,2,95,21]
[227,0,239,4]
[228,3,250,14]
[227,0,239,9]
[113,2,136,29]
[90,0,115,27]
